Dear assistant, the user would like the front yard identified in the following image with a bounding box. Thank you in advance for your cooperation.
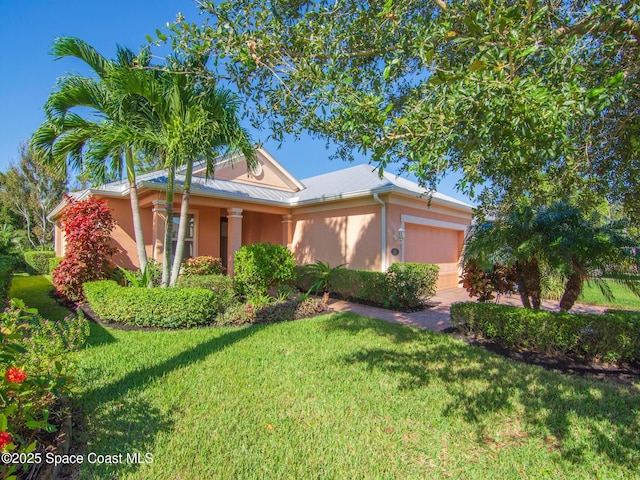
[10,276,640,478]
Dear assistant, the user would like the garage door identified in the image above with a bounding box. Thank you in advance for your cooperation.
[404,224,463,289]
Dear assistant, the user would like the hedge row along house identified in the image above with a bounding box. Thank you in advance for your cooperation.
[49,148,473,290]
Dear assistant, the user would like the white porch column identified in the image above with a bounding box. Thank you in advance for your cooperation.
[281,214,294,249]
[152,200,167,263]
[227,208,243,276]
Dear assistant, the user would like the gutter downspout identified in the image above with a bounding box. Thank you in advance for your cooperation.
[373,193,387,272]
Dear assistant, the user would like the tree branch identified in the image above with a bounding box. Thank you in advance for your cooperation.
[556,17,640,42]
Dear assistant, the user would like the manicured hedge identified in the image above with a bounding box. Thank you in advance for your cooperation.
[295,262,439,311]
[83,280,221,328]
[450,302,640,363]
[24,250,56,275]
[175,274,237,311]
[234,243,296,296]
[216,297,328,326]
[386,263,439,310]
[49,257,63,274]
[0,255,17,304]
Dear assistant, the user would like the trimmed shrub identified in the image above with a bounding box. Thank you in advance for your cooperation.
[83,280,221,328]
[23,250,56,275]
[49,256,63,274]
[53,196,116,302]
[450,302,640,363]
[176,274,237,310]
[460,261,517,302]
[234,243,296,296]
[0,255,17,304]
[181,256,225,276]
[386,262,439,310]
[295,263,438,311]
[296,266,388,303]
[216,297,328,326]
[294,265,317,291]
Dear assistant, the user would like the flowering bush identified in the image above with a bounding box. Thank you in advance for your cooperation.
[4,367,27,384]
[0,299,88,478]
[52,195,116,302]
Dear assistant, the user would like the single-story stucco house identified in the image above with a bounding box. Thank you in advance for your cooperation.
[49,148,473,289]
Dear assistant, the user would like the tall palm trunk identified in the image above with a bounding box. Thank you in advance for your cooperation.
[161,163,175,287]
[126,147,149,278]
[170,159,194,287]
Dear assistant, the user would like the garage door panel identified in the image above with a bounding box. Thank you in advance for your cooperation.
[405,225,460,264]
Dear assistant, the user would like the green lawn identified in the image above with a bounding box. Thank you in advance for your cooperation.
[10,275,640,479]
[579,279,640,310]
[9,273,74,322]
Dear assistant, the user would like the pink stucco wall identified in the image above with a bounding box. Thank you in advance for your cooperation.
[198,153,297,192]
[242,211,283,245]
[106,197,154,269]
[100,197,286,270]
[291,202,381,270]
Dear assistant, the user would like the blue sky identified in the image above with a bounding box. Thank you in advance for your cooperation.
[0,0,472,204]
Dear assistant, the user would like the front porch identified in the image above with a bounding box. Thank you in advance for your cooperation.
[144,193,294,274]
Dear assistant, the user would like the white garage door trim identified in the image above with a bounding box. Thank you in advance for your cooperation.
[400,214,468,232]
[399,215,468,263]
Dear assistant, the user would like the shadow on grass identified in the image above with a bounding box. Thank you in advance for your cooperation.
[326,312,640,470]
[72,324,264,478]
[84,320,117,347]
[322,311,426,343]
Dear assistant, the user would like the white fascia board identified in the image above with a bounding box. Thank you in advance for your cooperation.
[401,214,469,231]
[392,188,474,213]
[288,186,395,207]
[257,147,306,191]
[138,181,292,208]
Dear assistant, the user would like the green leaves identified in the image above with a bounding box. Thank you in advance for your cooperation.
[179,0,640,216]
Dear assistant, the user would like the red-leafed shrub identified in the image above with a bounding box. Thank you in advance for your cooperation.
[52,195,117,302]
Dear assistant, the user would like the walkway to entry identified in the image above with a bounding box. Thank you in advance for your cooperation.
[328,288,608,332]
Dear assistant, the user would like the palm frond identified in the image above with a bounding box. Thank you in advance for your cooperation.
[51,37,110,78]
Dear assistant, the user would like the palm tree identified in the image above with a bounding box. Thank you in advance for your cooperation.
[463,200,640,311]
[32,37,152,275]
[109,57,256,286]
[463,200,544,309]
[535,204,640,311]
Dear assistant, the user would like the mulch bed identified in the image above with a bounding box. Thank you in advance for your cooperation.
[444,327,640,387]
